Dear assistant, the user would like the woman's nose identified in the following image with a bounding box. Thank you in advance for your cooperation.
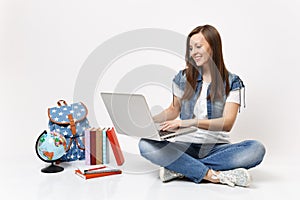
[191,48,196,55]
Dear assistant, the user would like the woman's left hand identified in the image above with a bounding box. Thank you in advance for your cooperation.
[160,120,182,131]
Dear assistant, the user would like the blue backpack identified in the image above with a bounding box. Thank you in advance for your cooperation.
[48,100,90,162]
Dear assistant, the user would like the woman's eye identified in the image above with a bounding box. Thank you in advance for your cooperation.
[197,46,202,49]
[189,47,193,51]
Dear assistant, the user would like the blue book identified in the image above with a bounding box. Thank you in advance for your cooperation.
[102,128,110,164]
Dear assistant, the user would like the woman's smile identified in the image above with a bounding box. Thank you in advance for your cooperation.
[193,55,202,62]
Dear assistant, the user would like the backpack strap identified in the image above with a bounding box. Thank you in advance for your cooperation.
[65,138,73,152]
[57,100,68,107]
[68,114,77,136]
[75,137,85,150]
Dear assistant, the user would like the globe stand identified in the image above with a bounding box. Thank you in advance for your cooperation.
[41,162,64,173]
[36,130,67,174]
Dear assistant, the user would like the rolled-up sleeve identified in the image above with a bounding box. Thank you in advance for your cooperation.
[172,70,185,98]
[229,74,246,108]
[230,75,245,91]
[172,81,184,98]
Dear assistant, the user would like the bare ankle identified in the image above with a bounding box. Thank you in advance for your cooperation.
[204,169,220,183]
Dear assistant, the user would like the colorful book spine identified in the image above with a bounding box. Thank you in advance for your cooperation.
[106,135,109,164]
[95,128,103,165]
[102,128,108,164]
[90,128,97,165]
[106,127,124,166]
[84,168,121,174]
[85,127,123,166]
[75,167,122,180]
[84,129,91,165]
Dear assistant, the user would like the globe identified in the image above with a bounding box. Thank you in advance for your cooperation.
[35,130,67,173]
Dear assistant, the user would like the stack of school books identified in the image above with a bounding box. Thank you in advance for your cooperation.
[75,165,122,180]
[85,127,124,166]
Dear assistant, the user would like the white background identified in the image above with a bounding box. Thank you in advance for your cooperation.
[1,0,300,199]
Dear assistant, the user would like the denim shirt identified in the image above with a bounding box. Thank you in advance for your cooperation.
[173,70,245,120]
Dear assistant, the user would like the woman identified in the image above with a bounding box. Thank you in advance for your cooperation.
[138,25,265,187]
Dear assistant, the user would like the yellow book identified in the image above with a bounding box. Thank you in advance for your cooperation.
[95,128,103,164]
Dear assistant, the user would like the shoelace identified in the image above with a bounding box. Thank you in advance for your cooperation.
[160,168,184,182]
[219,176,235,187]
[211,170,235,187]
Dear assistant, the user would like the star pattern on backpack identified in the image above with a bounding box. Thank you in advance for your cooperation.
[48,101,90,162]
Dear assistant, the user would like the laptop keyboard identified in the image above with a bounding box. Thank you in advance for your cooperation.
[159,130,175,137]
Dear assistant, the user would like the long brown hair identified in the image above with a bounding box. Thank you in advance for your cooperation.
[182,25,230,102]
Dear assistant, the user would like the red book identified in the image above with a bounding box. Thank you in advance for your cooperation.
[90,128,97,165]
[106,127,124,166]
[75,169,122,180]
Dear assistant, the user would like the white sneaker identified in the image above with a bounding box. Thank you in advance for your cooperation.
[212,168,251,187]
[159,167,184,182]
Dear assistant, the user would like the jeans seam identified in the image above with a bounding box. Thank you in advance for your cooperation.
[201,142,250,162]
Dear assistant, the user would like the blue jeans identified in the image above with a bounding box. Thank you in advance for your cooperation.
[139,138,266,183]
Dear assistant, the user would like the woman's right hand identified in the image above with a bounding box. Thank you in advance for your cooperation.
[160,120,182,131]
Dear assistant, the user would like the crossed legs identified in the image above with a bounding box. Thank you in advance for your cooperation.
[139,138,265,184]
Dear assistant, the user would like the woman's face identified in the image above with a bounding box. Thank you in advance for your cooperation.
[189,32,212,67]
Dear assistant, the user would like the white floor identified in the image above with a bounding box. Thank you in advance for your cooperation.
[1,136,299,200]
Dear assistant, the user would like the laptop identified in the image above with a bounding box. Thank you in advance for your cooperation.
[100,92,197,140]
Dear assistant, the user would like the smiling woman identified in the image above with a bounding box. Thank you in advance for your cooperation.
[189,31,212,70]
[138,24,266,187]
[183,25,229,102]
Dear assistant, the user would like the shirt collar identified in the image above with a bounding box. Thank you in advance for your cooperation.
[197,72,203,81]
